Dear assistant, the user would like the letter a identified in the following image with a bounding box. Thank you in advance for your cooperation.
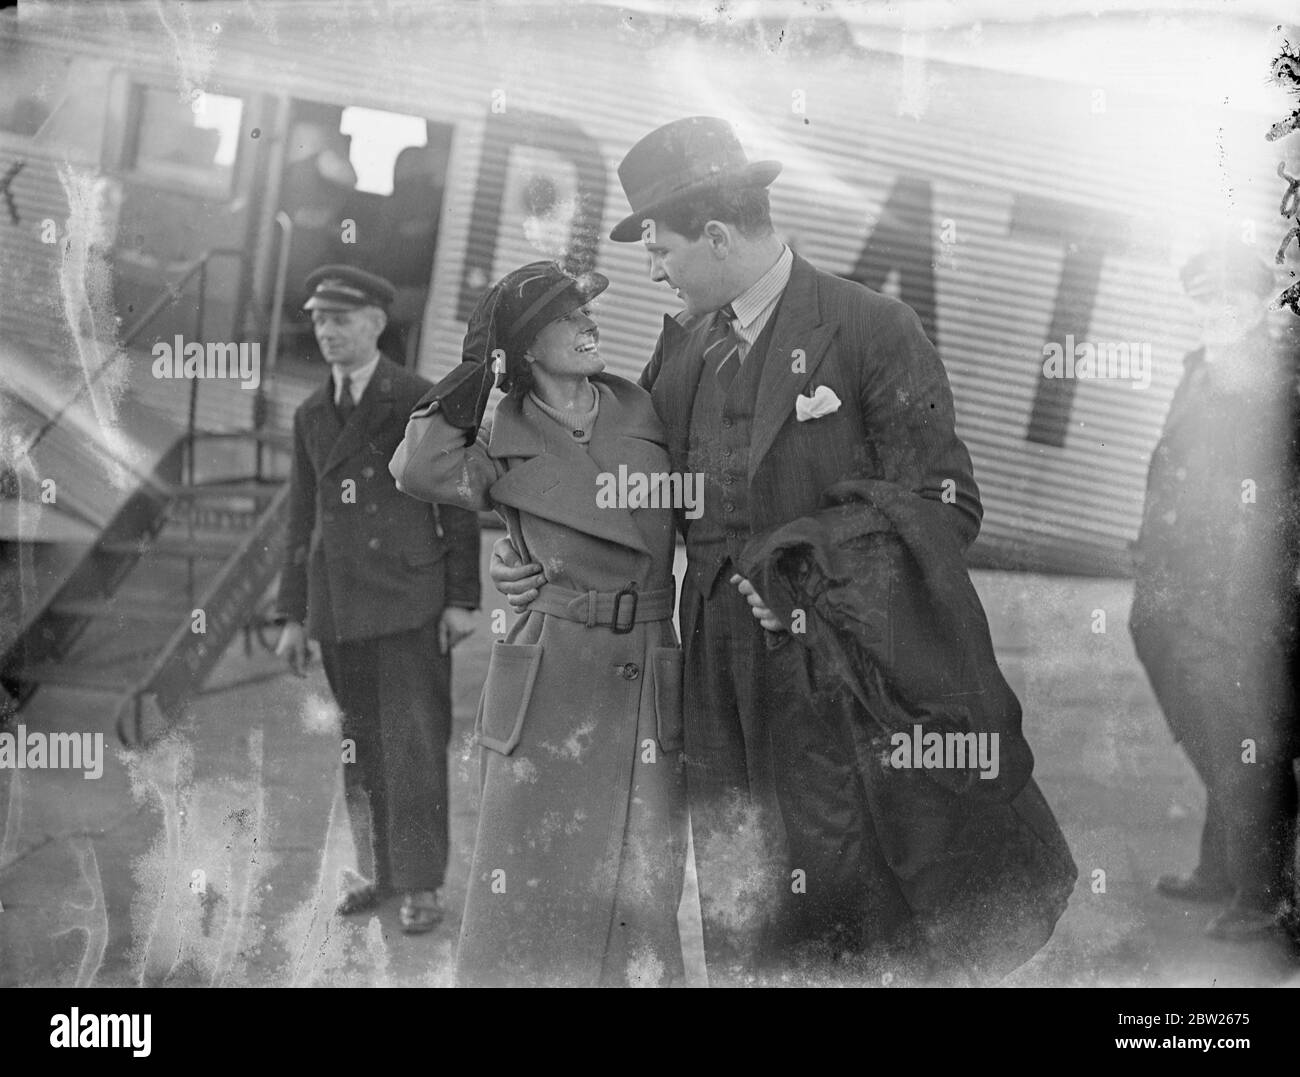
[490,868,506,894]
[641,738,656,764]
[1041,342,1064,378]
[1241,738,1256,764]
[1091,868,1106,893]
[595,472,617,509]
[791,868,806,894]
[889,732,910,769]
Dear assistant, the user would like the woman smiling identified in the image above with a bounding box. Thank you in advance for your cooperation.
[390,261,687,987]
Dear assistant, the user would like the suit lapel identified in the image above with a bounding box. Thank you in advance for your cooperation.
[321,355,399,477]
[650,313,710,469]
[749,255,838,481]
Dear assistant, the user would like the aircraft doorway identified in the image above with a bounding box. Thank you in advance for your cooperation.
[275,100,452,370]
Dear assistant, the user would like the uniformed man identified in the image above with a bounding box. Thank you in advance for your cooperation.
[275,264,481,933]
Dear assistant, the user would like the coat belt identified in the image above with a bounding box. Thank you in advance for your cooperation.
[528,582,675,631]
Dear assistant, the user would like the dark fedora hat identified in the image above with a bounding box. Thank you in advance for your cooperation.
[609,116,782,243]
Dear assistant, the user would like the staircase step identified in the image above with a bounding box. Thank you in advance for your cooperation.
[14,661,138,691]
[168,480,283,501]
[99,532,246,560]
[192,429,291,450]
[48,597,193,621]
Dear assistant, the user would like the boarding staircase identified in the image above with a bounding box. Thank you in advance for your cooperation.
[1,241,304,747]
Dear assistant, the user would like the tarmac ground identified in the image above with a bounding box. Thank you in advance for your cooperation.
[2,537,1298,988]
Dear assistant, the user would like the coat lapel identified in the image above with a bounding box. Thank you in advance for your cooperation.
[749,255,838,481]
[301,377,342,468]
[321,355,400,477]
[486,384,654,556]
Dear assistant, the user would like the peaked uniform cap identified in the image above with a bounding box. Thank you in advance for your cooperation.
[302,264,397,311]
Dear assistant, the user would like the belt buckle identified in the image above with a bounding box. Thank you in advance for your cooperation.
[610,581,638,634]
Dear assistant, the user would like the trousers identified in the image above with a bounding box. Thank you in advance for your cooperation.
[319,617,451,892]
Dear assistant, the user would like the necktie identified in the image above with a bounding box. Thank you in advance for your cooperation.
[337,374,355,423]
[705,303,742,393]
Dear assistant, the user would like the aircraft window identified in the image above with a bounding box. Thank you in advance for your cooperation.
[339,106,427,195]
[0,43,67,137]
[130,87,243,195]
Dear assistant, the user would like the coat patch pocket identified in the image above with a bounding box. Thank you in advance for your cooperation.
[402,547,446,569]
[478,642,543,755]
[650,647,684,752]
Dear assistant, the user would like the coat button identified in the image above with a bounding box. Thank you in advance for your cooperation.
[724,502,735,513]
[361,466,375,479]
[721,416,733,429]
[617,663,640,680]
[367,537,380,550]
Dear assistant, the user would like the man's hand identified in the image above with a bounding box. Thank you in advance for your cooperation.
[730,574,783,631]
[275,620,311,677]
[439,607,478,654]
[489,536,545,612]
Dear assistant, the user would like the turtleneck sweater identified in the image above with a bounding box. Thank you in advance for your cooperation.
[528,383,599,445]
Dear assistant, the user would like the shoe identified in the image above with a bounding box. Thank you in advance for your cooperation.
[1155,871,1233,904]
[1204,904,1282,941]
[335,882,383,916]
[399,890,444,935]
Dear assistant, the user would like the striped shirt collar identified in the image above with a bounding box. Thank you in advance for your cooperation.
[728,244,793,335]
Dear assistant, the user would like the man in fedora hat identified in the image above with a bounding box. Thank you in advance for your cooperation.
[276,264,481,934]
[491,117,1003,980]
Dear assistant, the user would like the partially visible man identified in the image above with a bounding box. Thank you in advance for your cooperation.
[1130,248,1300,941]
[276,264,481,934]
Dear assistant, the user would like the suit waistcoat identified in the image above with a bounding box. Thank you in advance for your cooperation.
[684,311,781,596]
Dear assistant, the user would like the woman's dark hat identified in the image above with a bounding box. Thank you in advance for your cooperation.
[610,116,782,243]
[429,261,609,429]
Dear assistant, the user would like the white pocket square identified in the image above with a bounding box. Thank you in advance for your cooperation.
[795,385,842,422]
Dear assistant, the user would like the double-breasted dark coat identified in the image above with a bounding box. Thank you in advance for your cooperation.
[278,354,481,641]
[391,374,688,987]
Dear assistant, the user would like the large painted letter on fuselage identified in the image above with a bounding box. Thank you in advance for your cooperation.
[1009,193,1129,448]
[841,175,938,347]
[457,109,608,322]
